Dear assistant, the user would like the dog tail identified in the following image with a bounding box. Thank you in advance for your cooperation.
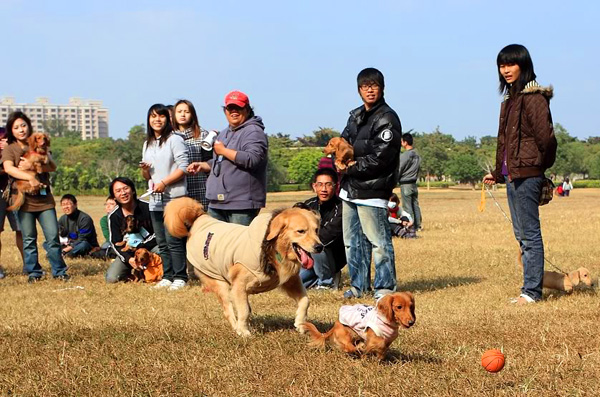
[6,190,25,212]
[164,197,204,238]
[303,322,334,349]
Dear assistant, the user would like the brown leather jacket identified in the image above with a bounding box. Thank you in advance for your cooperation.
[492,81,557,182]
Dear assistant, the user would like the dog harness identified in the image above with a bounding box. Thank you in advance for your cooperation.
[339,304,399,342]
[186,213,272,283]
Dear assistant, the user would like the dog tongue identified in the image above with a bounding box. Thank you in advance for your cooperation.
[300,249,314,270]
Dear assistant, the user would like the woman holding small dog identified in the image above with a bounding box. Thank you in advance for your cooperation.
[140,104,189,291]
[1,111,69,283]
[483,44,557,304]
[187,91,268,226]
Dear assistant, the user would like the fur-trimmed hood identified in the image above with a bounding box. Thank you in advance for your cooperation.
[505,80,553,101]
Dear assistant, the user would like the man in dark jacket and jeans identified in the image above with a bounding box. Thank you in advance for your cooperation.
[295,168,346,290]
[398,132,422,230]
[339,68,402,299]
[58,194,99,257]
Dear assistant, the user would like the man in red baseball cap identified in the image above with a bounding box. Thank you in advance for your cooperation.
[224,90,250,108]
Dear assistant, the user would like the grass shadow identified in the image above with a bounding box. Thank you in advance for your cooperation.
[385,350,443,364]
[400,276,484,293]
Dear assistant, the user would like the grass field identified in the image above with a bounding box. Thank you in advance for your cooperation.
[1,189,599,396]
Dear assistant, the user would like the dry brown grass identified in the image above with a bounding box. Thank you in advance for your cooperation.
[1,189,599,396]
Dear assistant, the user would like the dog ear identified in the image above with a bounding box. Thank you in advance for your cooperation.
[44,134,51,147]
[376,294,394,323]
[266,213,287,241]
[569,270,581,286]
[27,134,37,149]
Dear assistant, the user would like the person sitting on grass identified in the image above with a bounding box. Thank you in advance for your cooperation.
[294,168,346,290]
[58,194,100,258]
[105,177,158,283]
[387,193,417,239]
[90,197,117,260]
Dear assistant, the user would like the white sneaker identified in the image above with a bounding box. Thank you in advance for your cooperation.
[168,279,187,291]
[152,279,173,289]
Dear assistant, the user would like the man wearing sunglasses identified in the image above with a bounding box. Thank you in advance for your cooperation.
[294,167,346,290]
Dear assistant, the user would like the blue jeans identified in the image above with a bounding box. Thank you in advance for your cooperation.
[299,251,335,288]
[400,183,422,229]
[18,208,68,278]
[151,211,187,282]
[342,201,396,296]
[207,207,260,226]
[64,241,93,257]
[506,176,544,301]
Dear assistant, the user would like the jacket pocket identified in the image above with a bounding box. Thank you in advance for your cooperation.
[518,138,541,167]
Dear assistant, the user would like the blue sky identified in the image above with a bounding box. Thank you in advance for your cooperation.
[2,0,598,141]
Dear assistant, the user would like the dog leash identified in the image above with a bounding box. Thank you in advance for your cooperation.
[482,186,567,274]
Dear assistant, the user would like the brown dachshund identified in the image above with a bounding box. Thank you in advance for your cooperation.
[115,215,140,252]
[129,248,163,283]
[323,137,354,170]
[7,133,50,211]
[304,292,416,360]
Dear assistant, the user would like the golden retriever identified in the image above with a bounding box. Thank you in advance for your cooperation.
[303,292,416,360]
[164,197,322,337]
[323,137,354,170]
[7,132,50,211]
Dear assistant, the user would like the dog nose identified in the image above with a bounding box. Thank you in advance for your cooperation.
[408,320,415,327]
[314,244,323,253]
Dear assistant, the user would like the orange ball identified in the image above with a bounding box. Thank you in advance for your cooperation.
[481,349,505,373]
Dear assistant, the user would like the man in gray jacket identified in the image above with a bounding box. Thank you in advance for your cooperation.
[398,133,422,230]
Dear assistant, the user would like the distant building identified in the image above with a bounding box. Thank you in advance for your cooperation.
[0,97,109,139]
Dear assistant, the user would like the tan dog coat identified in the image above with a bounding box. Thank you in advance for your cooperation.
[187,213,272,282]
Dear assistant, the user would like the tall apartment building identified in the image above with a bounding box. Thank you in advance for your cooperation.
[0,97,109,139]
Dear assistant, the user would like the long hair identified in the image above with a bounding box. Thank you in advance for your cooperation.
[5,111,33,144]
[172,99,201,139]
[497,44,537,96]
[146,104,173,147]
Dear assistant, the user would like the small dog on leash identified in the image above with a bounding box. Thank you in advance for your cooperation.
[323,137,354,170]
[303,292,416,360]
[115,215,143,252]
[517,249,594,293]
[543,267,594,293]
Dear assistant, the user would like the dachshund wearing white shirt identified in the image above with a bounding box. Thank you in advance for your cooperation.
[304,292,416,360]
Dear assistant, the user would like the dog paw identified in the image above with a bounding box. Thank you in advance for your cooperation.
[236,328,251,338]
[295,323,307,334]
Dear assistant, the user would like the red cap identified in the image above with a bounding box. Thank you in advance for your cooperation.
[224,90,250,107]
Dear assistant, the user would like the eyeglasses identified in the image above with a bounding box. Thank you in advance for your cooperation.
[225,105,243,112]
[114,187,131,195]
[359,83,379,91]
[314,182,334,189]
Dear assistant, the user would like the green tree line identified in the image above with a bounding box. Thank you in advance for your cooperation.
[46,123,600,195]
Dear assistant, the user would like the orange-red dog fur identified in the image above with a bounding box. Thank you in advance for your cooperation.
[303,292,416,360]
[130,248,163,283]
[323,137,354,170]
[7,133,51,211]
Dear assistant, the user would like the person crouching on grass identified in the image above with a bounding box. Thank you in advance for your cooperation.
[483,44,557,304]
[58,194,100,258]
[295,168,346,290]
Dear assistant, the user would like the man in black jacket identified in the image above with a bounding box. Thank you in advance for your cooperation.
[104,177,158,283]
[58,194,99,257]
[339,68,402,299]
[295,168,346,290]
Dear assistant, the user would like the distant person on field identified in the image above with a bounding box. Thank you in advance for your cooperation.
[483,44,557,304]
[0,127,24,279]
[90,197,117,260]
[295,168,346,290]
[338,67,402,300]
[187,90,268,226]
[398,132,422,230]
[58,194,100,257]
[562,177,573,197]
[387,193,417,238]
[105,177,158,283]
